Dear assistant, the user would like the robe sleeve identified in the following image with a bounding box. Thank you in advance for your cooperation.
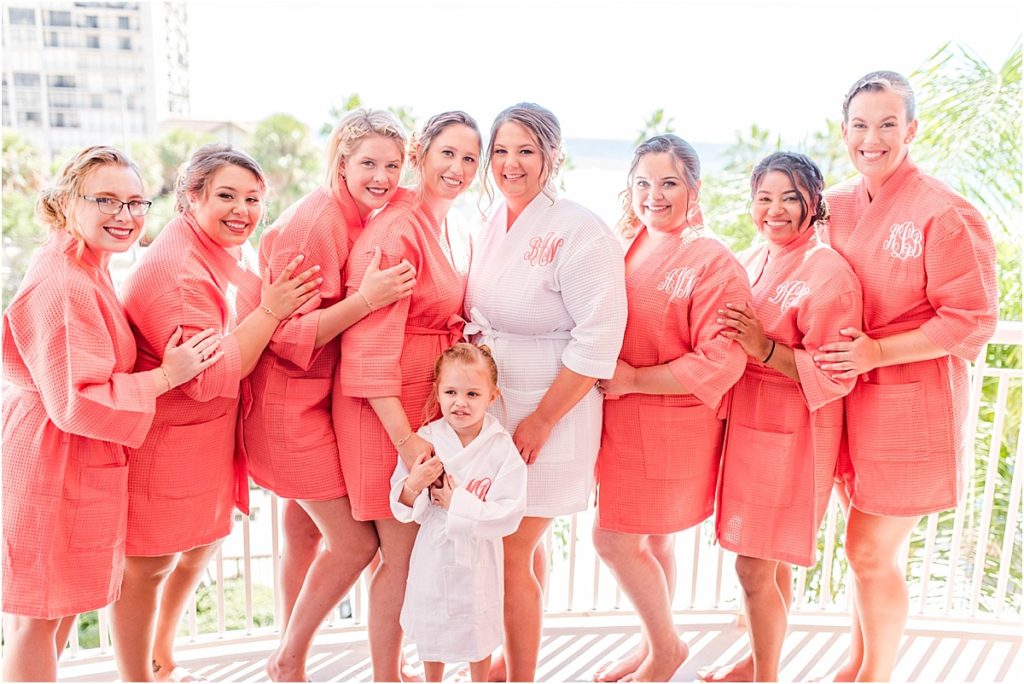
[446,437,527,540]
[667,252,749,410]
[259,227,326,371]
[555,231,627,379]
[793,264,863,412]
[6,270,156,447]
[388,455,434,524]
[127,281,242,402]
[339,216,417,398]
[919,206,998,360]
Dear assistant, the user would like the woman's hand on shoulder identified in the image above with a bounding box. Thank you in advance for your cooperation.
[260,253,322,320]
[159,327,223,388]
[717,301,771,360]
[356,246,416,312]
[815,327,881,378]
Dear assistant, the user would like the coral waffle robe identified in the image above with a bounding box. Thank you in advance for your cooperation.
[2,231,158,618]
[464,194,626,518]
[826,157,998,516]
[243,185,382,500]
[336,193,470,521]
[716,229,862,566]
[596,226,749,534]
[389,415,527,664]
[121,215,259,555]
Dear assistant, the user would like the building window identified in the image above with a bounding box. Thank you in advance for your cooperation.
[118,15,130,29]
[13,72,40,87]
[18,111,42,126]
[86,35,100,49]
[47,10,71,26]
[119,36,132,50]
[47,74,76,88]
[50,111,79,128]
[82,15,98,28]
[7,7,35,24]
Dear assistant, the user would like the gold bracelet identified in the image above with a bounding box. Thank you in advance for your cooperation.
[259,304,282,321]
[395,431,414,447]
[356,289,374,311]
[159,366,173,392]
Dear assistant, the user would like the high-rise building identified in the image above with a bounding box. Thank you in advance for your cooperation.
[2,1,189,160]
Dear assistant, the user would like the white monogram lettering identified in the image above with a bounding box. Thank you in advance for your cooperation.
[768,280,811,310]
[657,267,698,300]
[882,221,923,260]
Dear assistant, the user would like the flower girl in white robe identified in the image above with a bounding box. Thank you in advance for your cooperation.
[390,343,527,681]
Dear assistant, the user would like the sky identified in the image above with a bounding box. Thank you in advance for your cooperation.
[186,0,1022,144]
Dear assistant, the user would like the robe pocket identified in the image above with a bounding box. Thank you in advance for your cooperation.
[722,424,797,507]
[638,406,720,480]
[68,463,129,550]
[498,386,576,464]
[281,377,335,454]
[151,412,235,499]
[846,382,929,463]
[443,563,497,619]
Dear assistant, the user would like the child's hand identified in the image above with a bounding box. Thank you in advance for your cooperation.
[431,473,457,510]
[406,453,443,494]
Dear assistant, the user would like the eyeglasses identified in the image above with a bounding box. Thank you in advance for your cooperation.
[81,195,153,216]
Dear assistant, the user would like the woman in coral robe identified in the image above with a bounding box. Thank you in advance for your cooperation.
[1,146,219,683]
[817,71,998,682]
[704,152,863,683]
[113,145,321,682]
[463,103,627,682]
[333,110,481,682]
[245,110,417,683]
[591,135,748,683]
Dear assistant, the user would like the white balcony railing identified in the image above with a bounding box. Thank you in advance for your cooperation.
[61,321,1023,658]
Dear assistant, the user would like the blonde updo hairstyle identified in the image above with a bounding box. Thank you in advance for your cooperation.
[421,342,500,427]
[484,102,565,206]
[325,108,408,200]
[406,110,482,182]
[175,143,267,218]
[842,70,916,123]
[36,145,144,258]
[617,134,702,239]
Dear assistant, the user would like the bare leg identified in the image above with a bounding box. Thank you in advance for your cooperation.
[278,499,322,630]
[423,661,445,682]
[735,557,787,682]
[369,518,419,682]
[844,508,919,682]
[469,655,493,682]
[2,614,64,681]
[266,497,378,682]
[152,541,222,681]
[54,614,77,660]
[831,483,862,682]
[593,526,687,682]
[699,561,791,682]
[111,554,179,682]
[485,543,546,682]
[596,534,677,682]
[501,516,552,683]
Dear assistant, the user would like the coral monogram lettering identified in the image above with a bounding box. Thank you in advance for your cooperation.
[882,221,923,260]
[464,477,492,501]
[524,232,564,266]
[768,280,811,310]
[657,267,698,300]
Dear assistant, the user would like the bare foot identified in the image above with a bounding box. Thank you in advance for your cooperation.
[486,652,506,682]
[829,661,859,682]
[594,642,649,682]
[621,639,688,682]
[697,655,754,683]
[153,660,205,683]
[265,649,308,683]
[401,660,424,682]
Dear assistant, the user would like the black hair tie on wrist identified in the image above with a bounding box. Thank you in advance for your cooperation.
[762,339,777,364]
